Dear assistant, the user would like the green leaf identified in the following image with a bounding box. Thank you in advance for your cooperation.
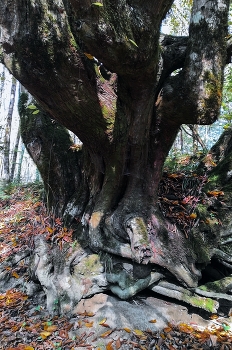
[27,104,37,110]
[32,109,40,115]
[128,39,138,48]
[222,323,230,331]
[92,2,103,6]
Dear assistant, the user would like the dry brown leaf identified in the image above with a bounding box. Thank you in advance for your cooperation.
[106,341,114,350]
[163,327,172,333]
[115,338,121,349]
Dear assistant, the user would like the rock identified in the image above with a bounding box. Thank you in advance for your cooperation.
[69,292,217,347]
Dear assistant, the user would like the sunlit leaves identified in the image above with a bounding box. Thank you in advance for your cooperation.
[27,104,40,115]
[27,104,37,110]
[128,39,138,48]
[92,2,103,6]
[162,0,192,35]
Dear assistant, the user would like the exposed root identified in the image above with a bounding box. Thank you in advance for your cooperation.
[31,236,108,314]
[214,249,232,263]
[197,275,232,294]
[126,217,152,264]
[149,281,219,313]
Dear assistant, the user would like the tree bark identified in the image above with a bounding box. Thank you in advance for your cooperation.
[0,0,231,314]
[0,64,5,110]
[10,119,20,182]
[2,75,16,184]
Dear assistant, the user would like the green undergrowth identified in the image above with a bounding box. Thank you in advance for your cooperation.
[164,152,206,174]
[0,181,44,202]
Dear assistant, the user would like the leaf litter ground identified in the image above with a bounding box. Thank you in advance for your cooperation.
[0,184,231,350]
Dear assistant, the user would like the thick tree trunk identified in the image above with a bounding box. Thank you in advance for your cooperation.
[0,0,231,314]
[19,92,84,216]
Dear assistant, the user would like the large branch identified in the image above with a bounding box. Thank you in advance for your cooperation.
[182,0,229,124]
[159,33,232,98]
[0,1,112,153]
[157,0,230,126]
[68,0,174,76]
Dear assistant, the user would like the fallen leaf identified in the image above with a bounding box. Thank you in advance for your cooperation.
[59,329,68,338]
[123,327,131,333]
[100,329,113,338]
[44,324,58,332]
[207,190,224,197]
[100,323,110,327]
[210,314,219,319]
[168,173,181,178]
[99,318,107,325]
[85,321,94,328]
[106,341,114,350]
[115,338,121,349]
[163,327,172,332]
[189,213,197,219]
[134,329,144,336]
[11,271,20,278]
[40,330,52,339]
[149,319,157,323]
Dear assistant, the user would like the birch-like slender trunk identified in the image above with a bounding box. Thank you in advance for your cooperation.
[2,76,17,184]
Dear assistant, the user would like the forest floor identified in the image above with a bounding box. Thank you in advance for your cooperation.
[0,183,232,350]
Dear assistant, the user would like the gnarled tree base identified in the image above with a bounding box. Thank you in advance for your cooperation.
[0,231,231,316]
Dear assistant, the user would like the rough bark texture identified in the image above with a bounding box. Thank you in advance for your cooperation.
[0,0,232,314]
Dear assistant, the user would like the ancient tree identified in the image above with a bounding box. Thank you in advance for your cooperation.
[0,0,232,314]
